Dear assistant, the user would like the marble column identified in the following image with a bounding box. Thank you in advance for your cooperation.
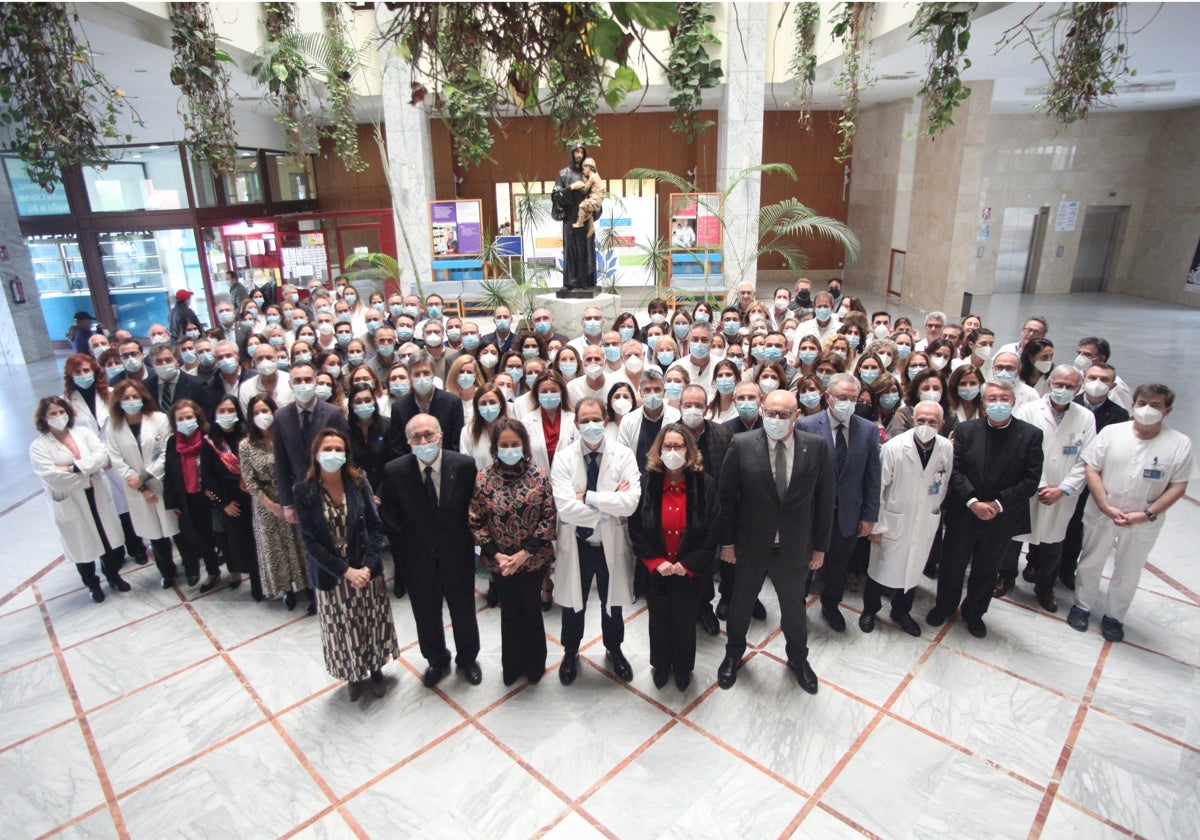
[376,6,435,298]
[0,172,53,364]
[716,2,768,297]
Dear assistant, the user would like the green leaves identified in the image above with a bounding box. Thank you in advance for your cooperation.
[169,2,237,175]
[611,3,679,31]
[911,2,977,136]
[666,3,724,142]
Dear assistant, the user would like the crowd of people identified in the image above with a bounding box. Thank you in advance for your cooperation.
[31,273,1192,700]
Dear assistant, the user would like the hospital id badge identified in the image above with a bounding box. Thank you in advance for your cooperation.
[1143,468,1163,480]
[928,481,941,496]
[1062,445,1079,455]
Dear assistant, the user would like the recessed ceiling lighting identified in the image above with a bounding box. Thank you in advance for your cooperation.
[134,68,148,73]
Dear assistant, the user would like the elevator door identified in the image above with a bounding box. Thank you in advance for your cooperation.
[1071,206,1126,293]
[994,207,1042,293]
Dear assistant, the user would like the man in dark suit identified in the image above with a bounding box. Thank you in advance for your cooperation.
[380,413,482,687]
[717,389,836,694]
[384,349,465,460]
[274,362,350,524]
[202,339,253,418]
[722,381,763,437]
[798,373,881,633]
[480,305,516,356]
[1059,362,1130,587]
[213,300,251,349]
[930,380,1043,638]
[145,345,207,414]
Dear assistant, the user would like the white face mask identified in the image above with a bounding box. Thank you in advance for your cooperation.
[930,357,948,371]
[1132,405,1163,426]
[974,345,993,361]
[253,412,274,430]
[877,352,893,368]
[1073,354,1093,371]
[1034,359,1053,374]
[660,450,686,471]
[914,423,938,444]
[1082,379,1110,399]
[585,363,605,380]
[611,397,633,416]
[48,414,70,432]
[681,406,705,428]
[625,355,644,374]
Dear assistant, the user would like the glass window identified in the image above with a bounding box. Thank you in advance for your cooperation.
[224,150,264,204]
[82,146,188,212]
[3,158,70,215]
[267,152,316,201]
[190,156,220,207]
[26,235,93,342]
[98,229,205,335]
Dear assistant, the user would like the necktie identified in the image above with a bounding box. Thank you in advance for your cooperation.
[836,424,848,473]
[162,381,174,409]
[301,409,312,445]
[577,451,600,541]
[774,440,788,500]
[424,465,438,511]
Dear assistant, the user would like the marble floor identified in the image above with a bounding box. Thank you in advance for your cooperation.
[1,291,1197,839]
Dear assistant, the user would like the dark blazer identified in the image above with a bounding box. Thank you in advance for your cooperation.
[384,389,465,460]
[198,431,251,509]
[162,434,213,546]
[718,429,836,564]
[694,419,732,485]
[723,415,762,436]
[480,330,515,356]
[273,399,350,507]
[629,470,721,576]
[798,411,881,537]
[348,414,391,498]
[293,476,384,591]
[1073,395,1129,433]
[202,369,253,418]
[946,417,1044,539]
[379,451,477,588]
[144,370,209,414]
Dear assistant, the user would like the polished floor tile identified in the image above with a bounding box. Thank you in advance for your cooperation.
[0,655,75,750]
[1089,642,1200,748]
[0,721,105,837]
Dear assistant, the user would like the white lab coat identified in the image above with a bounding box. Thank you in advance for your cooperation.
[67,389,130,517]
[869,429,953,591]
[522,410,577,470]
[106,413,180,540]
[616,405,681,452]
[459,424,495,471]
[1013,398,1096,545]
[30,428,123,565]
[550,439,642,611]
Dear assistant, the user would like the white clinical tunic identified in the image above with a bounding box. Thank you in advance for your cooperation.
[868,429,954,591]
[1013,397,1096,545]
[1082,422,1195,530]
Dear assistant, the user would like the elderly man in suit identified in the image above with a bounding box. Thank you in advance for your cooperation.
[381,414,482,687]
[929,380,1043,638]
[145,344,207,415]
[385,348,465,460]
[798,372,881,633]
[717,389,836,694]
[274,362,349,525]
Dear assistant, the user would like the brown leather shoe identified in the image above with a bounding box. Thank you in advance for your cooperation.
[1035,588,1059,613]
[993,578,1014,599]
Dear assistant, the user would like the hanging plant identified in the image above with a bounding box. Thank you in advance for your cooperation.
[319,2,366,172]
[787,3,822,132]
[0,3,141,191]
[911,3,977,136]
[169,2,237,176]
[252,2,319,157]
[830,2,876,163]
[666,3,724,142]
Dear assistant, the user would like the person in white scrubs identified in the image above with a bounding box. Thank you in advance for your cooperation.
[1068,383,1194,642]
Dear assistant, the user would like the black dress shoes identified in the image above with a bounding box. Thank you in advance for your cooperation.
[965,616,987,638]
[993,578,1013,599]
[674,671,691,691]
[717,654,740,689]
[894,613,922,637]
[283,591,297,610]
[306,600,317,616]
[715,598,730,621]
[789,659,819,695]
[108,577,132,593]
[423,661,451,688]
[858,611,876,633]
[698,608,720,637]
[606,647,633,681]
[370,670,387,698]
[1035,588,1059,613]
[199,576,222,594]
[652,668,669,689]
[822,605,847,633]
[752,600,768,621]
[457,661,483,685]
[133,554,150,566]
[559,654,578,685]
[347,681,363,702]
[89,586,106,603]
[926,606,948,627]
[186,573,200,587]
[161,577,175,590]
[503,671,519,687]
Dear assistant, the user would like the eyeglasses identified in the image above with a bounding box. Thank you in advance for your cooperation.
[761,409,794,420]
[120,350,142,359]
[407,431,440,443]
[661,444,687,452]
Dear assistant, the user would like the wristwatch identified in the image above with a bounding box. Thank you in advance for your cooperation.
[1143,508,1158,522]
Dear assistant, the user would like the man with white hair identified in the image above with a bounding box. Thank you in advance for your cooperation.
[914,311,946,352]
[989,351,1039,408]
[863,400,953,636]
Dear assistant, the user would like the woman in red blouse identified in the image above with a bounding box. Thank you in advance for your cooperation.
[628,423,721,691]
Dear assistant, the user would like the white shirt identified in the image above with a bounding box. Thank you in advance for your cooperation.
[1083,422,1194,522]
[790,317,841,355]
[238,371,294,415]
[418,450,443,503]
[668,355,715,397]
[568,374,612,407]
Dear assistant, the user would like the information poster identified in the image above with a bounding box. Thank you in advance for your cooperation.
[1055,200,1080,232]
[668,193,724,286]
[430,200,483,256]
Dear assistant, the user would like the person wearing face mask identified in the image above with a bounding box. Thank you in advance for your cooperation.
[202,339,253,418]
[240,395,313,612]
[420,321,452,382]
[199,395,261,599]
[162,399,223,588]
[989,351,1039,408]
[862,401,953,637]
[1073,337,1132,410]
[238,343,293,415]
[769,288,792,330]
[567,343,612,407]
[798,373,881,634]
[925,338,957,378]
[600,330,631,385]
[887,370,957,440]
[947,365,984,423]
[628,424,721,691]
[993,366,1096,612]
[1059,362,1129,588]
[145,345,206,417]
[461,382,509,468]
[480,305,516,356]
[929,381,1043,639]
[753,362,786,400]
[30,396,130,603]
[366,325,399,379]
[273,362,351,527]
[790,291,841,354]
[722,380,764,437]
[381,415,483,687]
[868,373,903,439]
[116,339,150,387]
[523,369,577,475]
[717,389,835,693]
[214,301,250,348]
[88,332,112,364]
[565,306,607,355]
[384,351,465,460]
[787,276,814,316]
[668,322,716,398]
[168,289,201,345]
[530,307,569,346]
[605,382,637,441]
[294,429,398,701]
[619,339,645,392]
[550,398,642,685]
[446,354,480,422]
[617,368,682,472]
[469,419,558,685]
[507,357,545,419]
[1068,384,1193,643]
[1019,338,1055,395]
[707,359,741,423]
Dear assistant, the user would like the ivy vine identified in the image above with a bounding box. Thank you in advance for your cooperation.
[0,3,141,191]
[252,2,319,158]
[830,2,876,164]
[168,2,238,176]
[320,2,366,172]
[911,2,977,136]
[666,3,724,142]
[787,2,822,132]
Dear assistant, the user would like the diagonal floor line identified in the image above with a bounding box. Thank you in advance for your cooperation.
[813,799,886,839]
[1025,643,1111,840]
[0,487,45,519]
[32,583,130,840]
[1143,562,1200,606]
[0,650,56,678]
[1047,791,1141,838]
[0,553,64,611]
[34,801,112,840]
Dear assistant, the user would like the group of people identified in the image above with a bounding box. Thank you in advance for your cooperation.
[33,273,1192,700]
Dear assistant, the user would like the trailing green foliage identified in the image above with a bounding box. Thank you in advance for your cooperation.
[169,2,238,176]
[666,3,724,141]
[787,2,822,132]
[830,2,876,163]
[912,3,976,135]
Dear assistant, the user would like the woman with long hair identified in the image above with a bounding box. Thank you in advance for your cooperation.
[162,399,221,588]
[200,395,261,598]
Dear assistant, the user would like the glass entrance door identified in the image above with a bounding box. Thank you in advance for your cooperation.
[26,235,94,344]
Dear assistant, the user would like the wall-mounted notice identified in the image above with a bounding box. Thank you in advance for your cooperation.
[1055,201,1080,232]
[430,200,483,256]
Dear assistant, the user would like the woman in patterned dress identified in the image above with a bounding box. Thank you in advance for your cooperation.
[239,395,313,613]
[468,418,558,686]
[294,429,398,701]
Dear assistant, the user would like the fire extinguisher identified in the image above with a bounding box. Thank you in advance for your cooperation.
[8,278,26,304]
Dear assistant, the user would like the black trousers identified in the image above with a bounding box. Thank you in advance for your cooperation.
[80,487,125,588]
[820,527,859,611]
[717,558,737,601]
[937,520,1007,619]
[646,571,703,674]
[726,547,809,665]
[119,511,146,560]
[1059,492,1090,583]
[862,575,916,617]
[561,540,625,654]
[177,493,219,576]
[495,567,547,681]
[219,504,262,597]
[149,536,187,581]
[408,567,481,668]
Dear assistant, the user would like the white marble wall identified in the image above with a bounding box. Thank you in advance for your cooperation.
[0,170,54,364]
[716,2,768,292]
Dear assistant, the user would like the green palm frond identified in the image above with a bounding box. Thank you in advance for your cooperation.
[624,167,696,193]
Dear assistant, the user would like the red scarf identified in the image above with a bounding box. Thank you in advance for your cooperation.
[207,436,247,494]
[176,431,203,494]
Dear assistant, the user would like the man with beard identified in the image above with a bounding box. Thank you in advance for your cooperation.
[552,144,598,292]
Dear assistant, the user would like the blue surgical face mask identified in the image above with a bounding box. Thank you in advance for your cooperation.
[335,333,352,346]
[763,417,793,440]
[389,381,411,397]
[462,334,480,350]
[478,403,501,423]
[496,446,524,466]
[534,321,552,336]
[641,392,664,410]
[176,418,198,435]
[494,318,511,333]
[583,319,603,336]
[447,328,462,342]
[736,400,759,421]
[715,376,736,395]
[657,351,675,367]
[389,304,405,318]
[427,305,442,320]
[673,324,690,340]
[618,327,634,342]
[538,392,562,410]
[817,373,832,388]
[958,385,980,401]
[558,362,578,378]
[846,335,860,349]
[318,451,347,473]
[985,401,1014,422]
[505,366,523,382]
[412,441,440,462]
[896,345,912,360]
[664,381,684,400]
[880,392,901,410]
[690,343,709,360]
[992,369,1017,384]
[859,369,879,384]
[396,327,414,342]
[366,321,381,334]
[1050,387,1075,406]
[603,346,621,363]
[522,347,539,359]
[723,321,740,337]
[525,373,538,390]
[73,373,96,389]
[647,335,660,350]
[353,403,376,419]
[814,307,832,321]
[694,311,710,324]
[750,346,766,362]
[198,351,215,367]
[763,346,784,363]
[457,372,477,390]
[267,315,281,325]
[798,391,822,409]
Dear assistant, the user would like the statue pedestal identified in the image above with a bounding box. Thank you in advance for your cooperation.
[536,292,621,331]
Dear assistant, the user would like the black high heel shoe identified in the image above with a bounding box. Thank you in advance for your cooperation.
[284,591,297,610]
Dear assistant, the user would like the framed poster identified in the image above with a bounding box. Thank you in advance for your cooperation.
[430,199,484,282]
[667,193,724,287]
